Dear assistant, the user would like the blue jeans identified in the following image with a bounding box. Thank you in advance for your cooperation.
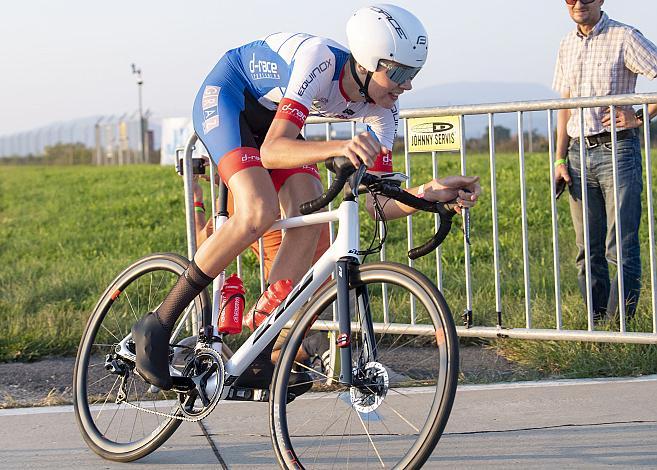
[567,131,643,319]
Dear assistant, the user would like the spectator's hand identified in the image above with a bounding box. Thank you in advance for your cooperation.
[555,162,572,187]
[601,106,642,129]
[340,132,386,169]
[421,175,481,214]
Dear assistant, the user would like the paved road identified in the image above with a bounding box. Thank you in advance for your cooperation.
[2,376,657,469]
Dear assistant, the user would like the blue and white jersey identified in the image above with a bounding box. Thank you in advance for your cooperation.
[227,32,399,153]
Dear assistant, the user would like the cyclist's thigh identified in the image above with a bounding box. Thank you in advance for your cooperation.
[274,170,324,218]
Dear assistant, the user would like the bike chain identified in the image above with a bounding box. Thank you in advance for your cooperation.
[118,347,224,422]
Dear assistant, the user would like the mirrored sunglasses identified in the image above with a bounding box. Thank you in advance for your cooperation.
[378,61,422,85]
[565,0,596,5]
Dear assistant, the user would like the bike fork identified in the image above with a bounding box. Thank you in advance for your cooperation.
[336,258,377,386]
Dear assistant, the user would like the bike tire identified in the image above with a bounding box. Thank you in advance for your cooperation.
[73,252,209,462]
[269,261,459,469]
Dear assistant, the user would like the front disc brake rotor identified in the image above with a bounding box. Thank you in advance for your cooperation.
[350,361,389,413]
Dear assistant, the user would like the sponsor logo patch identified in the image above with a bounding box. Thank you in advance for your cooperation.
[202,86,220,134]
[371,6,407,39]
[275,98,308,129]
[297,59,331,96]
[241,153,261,163]
[249,53,281,80]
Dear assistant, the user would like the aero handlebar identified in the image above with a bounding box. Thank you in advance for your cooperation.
[300,157,458,260]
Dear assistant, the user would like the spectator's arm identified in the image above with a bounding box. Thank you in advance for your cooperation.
[556,91,571,160]
[192,177,212,247]
[555,91,572,186]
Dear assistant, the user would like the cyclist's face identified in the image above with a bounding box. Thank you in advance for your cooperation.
[368,64,413,109]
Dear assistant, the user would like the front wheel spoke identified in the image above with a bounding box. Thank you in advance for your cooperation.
[379,399,420,433]
[295,396,352,459]
[355,409,385,468]
[292,360,340,383]
[289,388,348,437]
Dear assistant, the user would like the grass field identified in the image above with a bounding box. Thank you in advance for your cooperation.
[1,152,657,379]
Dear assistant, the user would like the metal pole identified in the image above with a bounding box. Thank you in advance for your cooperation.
[579,108,594,330]
[432,150,443,292]
[547,110,563,329]
[403,118,417,324]
[488,114,502,326]
[609,106,626,332]
[642,104,657,333]
[132,63,146,163]
[460,114,473,327]
[517,111,532,327]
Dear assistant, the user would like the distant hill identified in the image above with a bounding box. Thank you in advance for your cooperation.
[399,81,558,137]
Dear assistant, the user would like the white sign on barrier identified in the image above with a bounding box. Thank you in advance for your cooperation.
[160,118,207,165]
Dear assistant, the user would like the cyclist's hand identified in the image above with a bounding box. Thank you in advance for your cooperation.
[421,175,481,214]
[341,132,387,169]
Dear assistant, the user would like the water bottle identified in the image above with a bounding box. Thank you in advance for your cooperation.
[218,273,245,334]
[243,279,294,331]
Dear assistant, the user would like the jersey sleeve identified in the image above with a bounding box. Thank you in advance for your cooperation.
[362,103,399,173]
[274,44,336,129]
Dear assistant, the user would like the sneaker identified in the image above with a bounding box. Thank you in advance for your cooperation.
[131,312,173,390]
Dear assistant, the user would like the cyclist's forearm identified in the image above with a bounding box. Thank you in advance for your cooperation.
[260,136,345,169]
[365,188,421,221]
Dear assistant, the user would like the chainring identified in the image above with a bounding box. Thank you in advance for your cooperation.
[117,347,224,422]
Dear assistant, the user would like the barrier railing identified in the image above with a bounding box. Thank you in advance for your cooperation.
[181,92,657,345]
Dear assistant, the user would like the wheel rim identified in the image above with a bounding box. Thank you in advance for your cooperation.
[74,257,200,455]
[272,265,457,469]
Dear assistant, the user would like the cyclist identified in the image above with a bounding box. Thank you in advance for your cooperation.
[132,4,481,391]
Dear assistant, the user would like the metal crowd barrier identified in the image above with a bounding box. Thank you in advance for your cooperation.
[181,92,657,345]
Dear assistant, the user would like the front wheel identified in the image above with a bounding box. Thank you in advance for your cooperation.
[270,262,459,469]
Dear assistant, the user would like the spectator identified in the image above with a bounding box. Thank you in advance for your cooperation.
[553,0,657,321]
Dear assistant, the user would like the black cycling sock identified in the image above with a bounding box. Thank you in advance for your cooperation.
[154,259,213,333]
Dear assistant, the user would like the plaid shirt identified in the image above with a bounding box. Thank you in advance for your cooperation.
[553,12,657,138]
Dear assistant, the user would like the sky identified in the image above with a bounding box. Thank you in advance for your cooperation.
[2,0,657,135]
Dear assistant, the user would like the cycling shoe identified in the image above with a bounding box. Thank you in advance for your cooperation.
[131,312,173,390]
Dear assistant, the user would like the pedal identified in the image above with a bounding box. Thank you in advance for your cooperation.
[225,386,270,402]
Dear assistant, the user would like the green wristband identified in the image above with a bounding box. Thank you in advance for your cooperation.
[194,206,205,213]
[554,158,568,168]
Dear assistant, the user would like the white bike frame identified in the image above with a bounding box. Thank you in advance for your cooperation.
[213,199,361,381]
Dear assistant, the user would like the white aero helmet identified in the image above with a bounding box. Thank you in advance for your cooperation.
[346,4,428,72]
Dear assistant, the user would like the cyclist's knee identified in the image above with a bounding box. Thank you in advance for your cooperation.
[232,199,280,237]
